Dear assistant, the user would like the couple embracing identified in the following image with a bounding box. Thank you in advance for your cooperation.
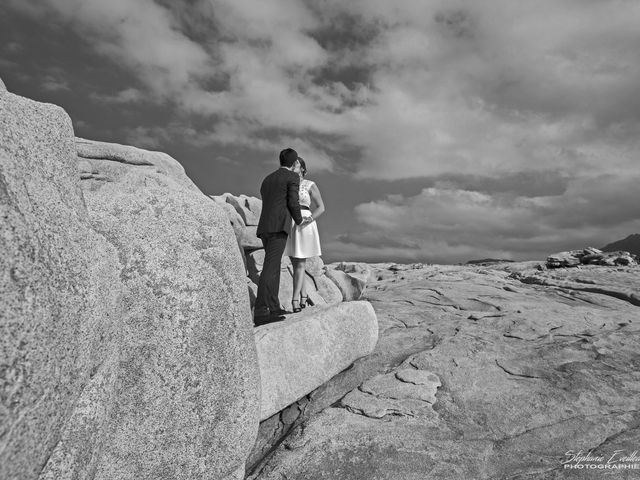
[254,148,325,324]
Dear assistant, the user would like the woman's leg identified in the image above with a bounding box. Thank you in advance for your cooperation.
[300,259,308,300]
[291,257,306,307]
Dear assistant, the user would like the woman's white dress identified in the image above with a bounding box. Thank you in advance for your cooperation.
[284,179,322,258]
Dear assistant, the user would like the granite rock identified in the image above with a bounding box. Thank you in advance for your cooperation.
[246,251,337,308]
[237,225,263,251]
[325,267,367,301]
[246,249,265,284]
[76,138,261,480]
[1,81,121,480]
[1,85,260,480]
[334,261,374,282]
[210,195,246,239]
[210,194,262,251]
[224,193,262,226]
[314,274,344,305]
[302,256,326,277]
[254,301,378,420]
[248,262,640,480]
[546,247,637,268]
[76,137,186,181]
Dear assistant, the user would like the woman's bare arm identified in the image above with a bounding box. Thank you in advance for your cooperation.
[309,183,325,221]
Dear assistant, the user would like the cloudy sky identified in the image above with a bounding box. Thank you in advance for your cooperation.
[2,0,639,263]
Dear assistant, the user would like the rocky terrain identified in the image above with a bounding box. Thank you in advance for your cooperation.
[247,261,640,479]
[1,78,377,480]
[3,77,639,480]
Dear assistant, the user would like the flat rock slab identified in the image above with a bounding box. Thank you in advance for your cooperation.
[254,301,378,420]
[249,262,640,480]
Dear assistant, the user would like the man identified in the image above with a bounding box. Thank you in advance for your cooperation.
[254,148,310,324]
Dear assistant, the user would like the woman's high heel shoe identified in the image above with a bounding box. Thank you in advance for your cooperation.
[292,299,302,313]
[300,295,314,308]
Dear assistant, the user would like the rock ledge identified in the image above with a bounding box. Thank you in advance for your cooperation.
[255,301,378,420]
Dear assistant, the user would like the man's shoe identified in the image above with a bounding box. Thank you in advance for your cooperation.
[270,308,290,316]
[254,314,285,326]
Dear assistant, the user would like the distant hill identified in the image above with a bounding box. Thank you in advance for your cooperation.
[601,234,640,255]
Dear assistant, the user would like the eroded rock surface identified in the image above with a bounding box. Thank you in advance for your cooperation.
[248,262,640,479]
[1,83,260,480]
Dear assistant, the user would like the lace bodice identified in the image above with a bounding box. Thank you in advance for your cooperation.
[299,179,314,208]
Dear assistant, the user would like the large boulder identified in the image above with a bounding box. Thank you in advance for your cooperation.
[254,301,378,420]
[246,250,265,284]
[209,195,246,240]
[334,261,374,283]
[325,266,368,301]
[75,138,261,480]
[314,274,344,305]
[224,193,262,226]
[546,247,638,268]
[209,194,263,251]
[1,83,260,480]
[1,77,121,480]
[246,251,340,309]
[238,225,263,250]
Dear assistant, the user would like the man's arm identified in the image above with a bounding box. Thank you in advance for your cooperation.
[286,174,303,225]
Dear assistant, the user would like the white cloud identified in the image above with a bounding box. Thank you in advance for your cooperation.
[12,0,350,169]
[335,173,640,263]
[8,0,640,262]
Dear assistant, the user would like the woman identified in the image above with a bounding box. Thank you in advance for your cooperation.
[284,157,325,313]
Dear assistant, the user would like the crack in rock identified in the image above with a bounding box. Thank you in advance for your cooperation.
[495,359,545,379]
[468,313,507,321]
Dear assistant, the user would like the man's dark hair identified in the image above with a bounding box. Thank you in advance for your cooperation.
[279,148,299,167]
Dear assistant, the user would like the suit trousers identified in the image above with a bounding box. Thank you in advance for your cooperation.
[255,232,288,313]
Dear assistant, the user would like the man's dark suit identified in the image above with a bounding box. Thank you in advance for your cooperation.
[255,167,303,315]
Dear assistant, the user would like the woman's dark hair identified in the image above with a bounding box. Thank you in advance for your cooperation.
[298,157,307,177]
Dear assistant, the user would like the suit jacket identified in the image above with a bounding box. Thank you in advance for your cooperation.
[256,168,303,238]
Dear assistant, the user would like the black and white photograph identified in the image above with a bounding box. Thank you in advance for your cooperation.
[1,1,639,479]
